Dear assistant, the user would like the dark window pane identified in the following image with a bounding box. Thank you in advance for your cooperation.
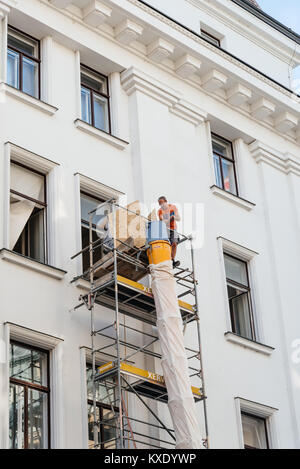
[80,194,112,273]
[242,414,268,449]
[7,49,19,89]
[221,158,237,194]
[213,154,222,189]
[28,207,45,263]
[88,403,100,448]
[81,69,108,94]
[8,32,38,58]
[228,285,253,339]
[81,87,92,124]
[224,255,248,286]
[86,365,115,404]
[27,389,48,449]
[102,408,117,449]
[22,57,39,98]
[9,383,25,449]
[10,343,48,386]
[94,93,109,132]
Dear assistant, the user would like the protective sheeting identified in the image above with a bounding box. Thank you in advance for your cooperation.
[9,163,44,249]
[149,260,203,449]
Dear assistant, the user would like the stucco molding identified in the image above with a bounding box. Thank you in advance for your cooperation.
[249,140,300,176]
[75,172,124,200]
[121,66,207,125]
[225,332,274,356]
[0,82,58,115]
[0,249,67,279]
[74,119,129,150]
[6,322,64,349]
[210,185,255,211]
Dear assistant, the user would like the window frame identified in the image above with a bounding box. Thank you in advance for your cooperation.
[211,133,239,196]
[201,30,221,47]
[7,25,41,99]
[9,340,51,449]
[241,411,270,449]
[80,64,111,134]
[224,253,256,341]
[10,160,48,264]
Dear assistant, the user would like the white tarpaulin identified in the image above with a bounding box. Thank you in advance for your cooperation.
[9,164,44,249]
[149,260,203,449]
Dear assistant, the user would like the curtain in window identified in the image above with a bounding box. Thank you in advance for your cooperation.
[9,164,44,250]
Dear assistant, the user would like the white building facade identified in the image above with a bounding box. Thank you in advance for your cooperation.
[0,0,300,449]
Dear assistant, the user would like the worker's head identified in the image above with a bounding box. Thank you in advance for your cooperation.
[158,196,167,208]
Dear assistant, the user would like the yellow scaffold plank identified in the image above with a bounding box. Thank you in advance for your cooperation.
[98,361,202,399]
[117,275,194,313]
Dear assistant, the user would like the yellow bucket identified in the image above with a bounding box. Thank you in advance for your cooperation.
[147,240,171,265]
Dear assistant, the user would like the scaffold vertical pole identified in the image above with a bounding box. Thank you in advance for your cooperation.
[112,201,124,449]
[89,211,99,447]
[190,236,209,449]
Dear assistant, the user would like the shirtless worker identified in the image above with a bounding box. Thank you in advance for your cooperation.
[158,196,181,269]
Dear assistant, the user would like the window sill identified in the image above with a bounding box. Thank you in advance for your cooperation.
[73,278,90,291]
[0,82,58,115]
[224,332,274,356]
[74,119,129,151]
[0,249,66,280]
[210,185,256,211]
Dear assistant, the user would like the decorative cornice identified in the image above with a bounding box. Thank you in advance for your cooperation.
[121,66,179,107]
[128,0,298,100]
[38,0,300,143]
[121,67,207,125]
[249,140,300,176]
[186,0,300,64]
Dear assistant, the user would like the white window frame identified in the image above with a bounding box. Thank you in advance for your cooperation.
[218,237,272,354]
[0,322,64,449]
[235,397,278,449]
[2,142,62,273]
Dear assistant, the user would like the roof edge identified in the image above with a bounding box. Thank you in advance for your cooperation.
[231,0,300,45]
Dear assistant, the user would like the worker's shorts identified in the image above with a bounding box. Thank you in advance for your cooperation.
[167,228,179,245]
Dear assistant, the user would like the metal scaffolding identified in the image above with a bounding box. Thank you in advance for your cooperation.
[71,200,209,449]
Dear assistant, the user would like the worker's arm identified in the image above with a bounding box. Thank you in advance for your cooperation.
[172,206,181,222]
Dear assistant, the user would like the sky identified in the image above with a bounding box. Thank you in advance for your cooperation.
[258,0,300,85]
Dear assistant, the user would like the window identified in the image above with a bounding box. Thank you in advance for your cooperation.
[7,26,40,99]
[81,65,110,133]
[10,162,47,263]
[224,254,255,341]
[241,413,269,449]
[80,192,113,273]
[86,364,117,449]
[212,134,238,196]
[201,30,221,47]
[9,342,50,449]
